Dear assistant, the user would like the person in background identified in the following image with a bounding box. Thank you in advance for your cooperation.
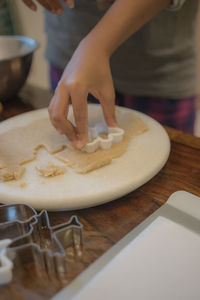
[22,0,199,148]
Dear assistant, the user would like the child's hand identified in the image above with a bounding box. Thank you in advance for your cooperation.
[22,0,74,15]
[48,37,117,149]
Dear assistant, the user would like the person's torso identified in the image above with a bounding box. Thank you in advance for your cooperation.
[45,0,199,98]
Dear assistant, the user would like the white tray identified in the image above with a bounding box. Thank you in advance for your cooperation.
[53,191,200,300]
[0,104,170,211]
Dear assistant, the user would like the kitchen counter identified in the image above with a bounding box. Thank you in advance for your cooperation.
[1,93,200,299]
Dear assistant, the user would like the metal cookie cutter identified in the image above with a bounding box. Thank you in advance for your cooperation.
[0,204,83,285]
[82,123,124,153]
[0,239,13,285]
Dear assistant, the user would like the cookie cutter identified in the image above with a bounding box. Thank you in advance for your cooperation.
[0,203,83,285]
[0,239,12,285]
[82,123,124,153]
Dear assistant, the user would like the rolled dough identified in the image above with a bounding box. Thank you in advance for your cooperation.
[0,108,147,181]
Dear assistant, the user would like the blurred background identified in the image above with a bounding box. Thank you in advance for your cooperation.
[5,0,49,90]
[0,0,50,109]
[1,0,200,135]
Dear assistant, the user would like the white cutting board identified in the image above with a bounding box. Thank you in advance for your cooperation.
[0,104,170,211]
[64,217,200,300]
[53,191,200,300]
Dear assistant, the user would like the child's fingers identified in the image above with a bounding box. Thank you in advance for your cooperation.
[48,83,78,145]
[99,88,118,127]
[37,0,52,12]
[63,0,74,9]
[44,0,64,14]
[70,87,88,148]
[22,0,37,11]
[22,0,65,15]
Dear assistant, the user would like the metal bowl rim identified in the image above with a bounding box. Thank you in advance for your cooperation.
[0,35,39,62]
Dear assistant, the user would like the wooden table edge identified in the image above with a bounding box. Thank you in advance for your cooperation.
[165,126,200,149]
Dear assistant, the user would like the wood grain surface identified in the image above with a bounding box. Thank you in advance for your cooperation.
[1,96,200,300]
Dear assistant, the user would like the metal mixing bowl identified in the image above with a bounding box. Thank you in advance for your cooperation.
[0,35,38,101]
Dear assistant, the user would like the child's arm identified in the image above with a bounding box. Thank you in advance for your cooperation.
[48,0,171,148]
[90,0,170,57]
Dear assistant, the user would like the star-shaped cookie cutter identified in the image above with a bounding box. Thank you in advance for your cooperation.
[82,123,124,153]
[0,204,82,285]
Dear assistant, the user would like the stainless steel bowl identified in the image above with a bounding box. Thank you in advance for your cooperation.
[0,35,38,100]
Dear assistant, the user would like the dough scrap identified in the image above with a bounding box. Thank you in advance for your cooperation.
[0,118,68,181]
[36,162,66,177]
[56,111,148,173]
[0,166,25,181]
[20,181,27,189]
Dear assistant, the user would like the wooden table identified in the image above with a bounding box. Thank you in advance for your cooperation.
[1,95,200,300]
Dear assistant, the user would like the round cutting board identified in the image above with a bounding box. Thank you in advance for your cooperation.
[0,105,170,211]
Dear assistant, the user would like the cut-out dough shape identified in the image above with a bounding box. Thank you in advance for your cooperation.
[56,112,148,173]
[82,124,124,153]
